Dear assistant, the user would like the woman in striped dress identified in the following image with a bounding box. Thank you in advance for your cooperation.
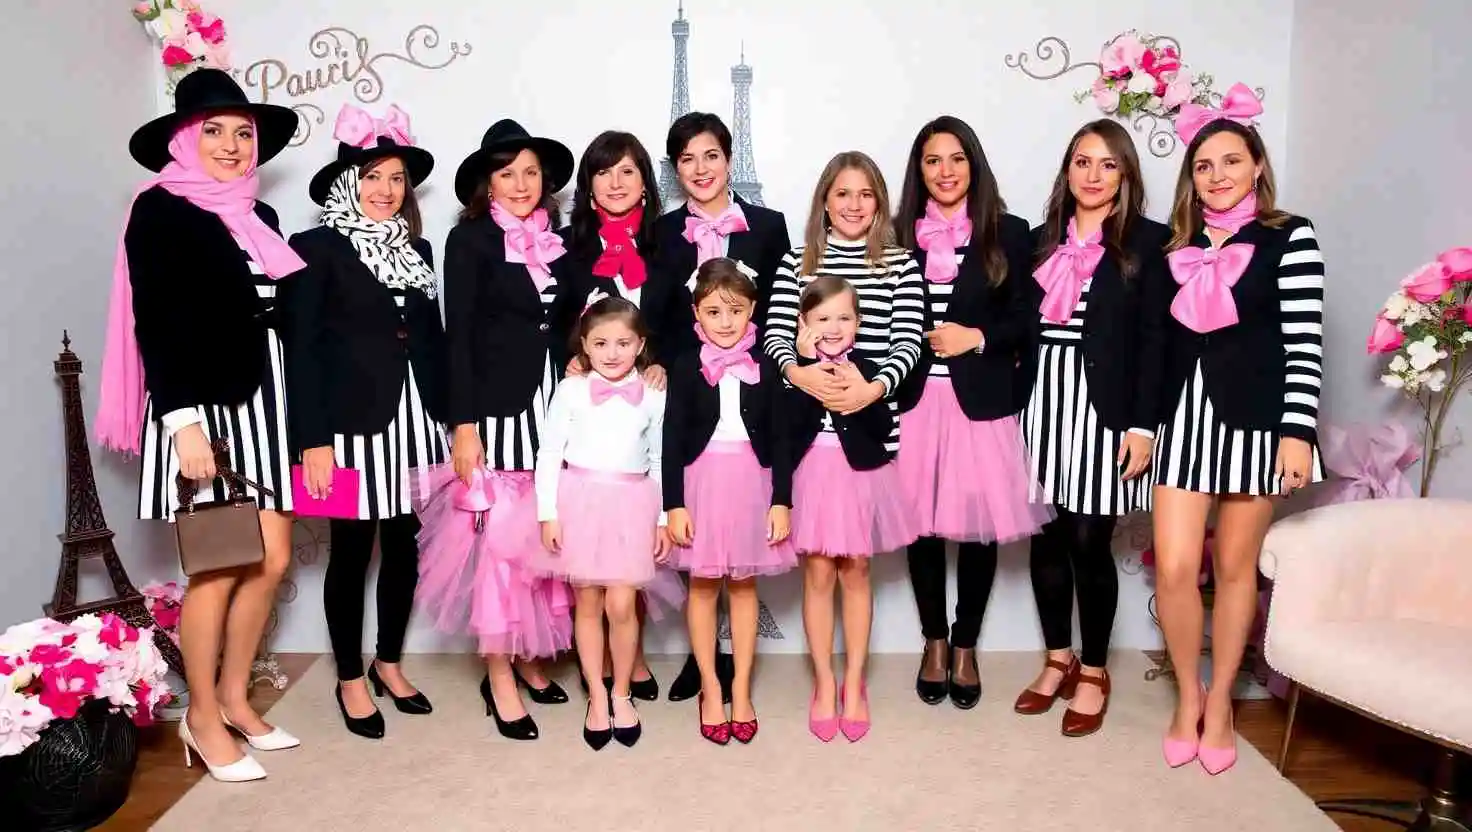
[284,105,445,738]
[97,69,303,782]
[764,151,925,734]
[1150,89,1324,775]
[1013,120,1171,737]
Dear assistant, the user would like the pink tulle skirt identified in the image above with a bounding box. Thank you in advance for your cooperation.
[411,465,572,660]
[667,441,798,580]
[897,377,1054,543]
[789,435,918,558]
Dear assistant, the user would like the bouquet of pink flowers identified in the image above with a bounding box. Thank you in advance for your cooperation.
[1078,30,1214,120]
[140,581,183,646]
[132,0,230,91]
[0,613,171,758]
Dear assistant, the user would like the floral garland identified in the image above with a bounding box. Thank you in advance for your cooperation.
[131,0,230,92]
[1076,30,1215,121]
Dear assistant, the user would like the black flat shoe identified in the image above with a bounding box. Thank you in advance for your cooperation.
[949,646,982,710]
[630,672,659,702]
[368,663,433,715]
[611,695,642,748]
[479,675,538,741]
[583,701,613,751]
[915,639,949,706]
[513,667,569,705]
[335,685,385,739]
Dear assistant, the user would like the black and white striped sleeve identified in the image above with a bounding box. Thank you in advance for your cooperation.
[875,256,926,395]
[1277,219,1324,444]
[763,248,803,370]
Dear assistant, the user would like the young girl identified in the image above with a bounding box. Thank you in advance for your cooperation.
[663,257,794,745]
[786,277,919,743]
[524,298,675,750]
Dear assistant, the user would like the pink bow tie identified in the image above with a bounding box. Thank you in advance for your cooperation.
[697,324,761,386]
[491,204,565,292]
[1167,243,1255,333]
[1175,83,1263,146]
[590,376,644,407]
[334,104,415,148]
[683,202,749,266]
[1033,220,1104,323]
[817,346,852,365]
[914,199,972,284]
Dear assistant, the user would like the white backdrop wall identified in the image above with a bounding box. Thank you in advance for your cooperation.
[140,0,1295,655]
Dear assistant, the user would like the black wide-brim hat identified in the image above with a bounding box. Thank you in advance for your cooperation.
[453,119,574,206]
[308,138,435,205]
[128,68,299,173]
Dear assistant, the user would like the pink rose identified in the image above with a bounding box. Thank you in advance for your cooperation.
[38,660,101,720]
[1162,71,1194,109]
[1366,315,1405,353]
[152,605,181,631]
[1091,77,1120,112]
[1101,33,1146,78]
[188,11,226,46]
[1436,246,1472,281]
[1401,261,1453,302]
[132,1,155,16]
[98,615,138,650]
[0,656,15,675]
[28,644,71,668]
[160,44,195,67]
[1141,46,1182,79]
[1462,304,1472,326]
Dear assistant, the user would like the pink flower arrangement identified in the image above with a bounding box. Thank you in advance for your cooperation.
[132,0,230,89]
[140,581,183,645]
[0,613,171,757]
[1078,30,1215,121]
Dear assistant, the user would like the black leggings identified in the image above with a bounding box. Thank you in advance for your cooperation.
[906,537,997,650]
[324,515,421,681]
[1028,509,1119,668]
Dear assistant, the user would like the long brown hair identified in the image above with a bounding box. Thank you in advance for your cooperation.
[894,116,1009,286]
[1036,120,1144,279]
[572,296,650,374]
[1168,120,1290,250]
[361,156,422,239]
[800,152,895,276]
[456,147,562,226]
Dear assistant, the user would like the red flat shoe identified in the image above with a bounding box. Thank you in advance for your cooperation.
[698,692,730,746]
[730,717,758,744]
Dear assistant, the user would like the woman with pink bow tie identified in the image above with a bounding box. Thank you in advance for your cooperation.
[1149,85,1324,775]
[1013,119,1171,737]
[891,116,1052,711]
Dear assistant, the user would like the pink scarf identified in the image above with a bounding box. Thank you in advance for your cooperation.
[591,204,647,290]
[1033,218,1105,323]
[816,343,853,364]
[695,322,760,386]
[490,202,565,292]
[96,120,307,455]
[1203,190,1259,234]
[913,199,972,284]
[1168,193,1260,333]
[682,199,749,266]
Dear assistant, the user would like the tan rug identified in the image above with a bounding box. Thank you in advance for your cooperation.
[153,652,1334,831]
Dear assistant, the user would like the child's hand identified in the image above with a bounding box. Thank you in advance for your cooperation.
[642,363,668,391]
[540,520,562,553]
[667,508,694,547]
[565,355,588,377]
[796,317,821,359]
[767,506,791,545]
[654,526,673,564]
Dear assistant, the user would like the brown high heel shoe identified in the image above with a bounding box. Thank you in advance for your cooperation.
[1061,669,1110,737]
[1013,656,1079,715]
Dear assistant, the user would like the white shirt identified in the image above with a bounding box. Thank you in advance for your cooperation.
[710,373,751,443]
[534,371,667,524]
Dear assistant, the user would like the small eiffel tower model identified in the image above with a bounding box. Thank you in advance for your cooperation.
[46,332,184,677]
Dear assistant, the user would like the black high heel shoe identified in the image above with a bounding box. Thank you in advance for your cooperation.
[368,662,433,715]
[948,646,982,710]
[335,684,385,740]
[479,675,538,741]
[630,671,659,702]
[611,694,642,748]
[513,667,569,705]
[668,653,701,702]
[915,639,949,706]
[583,700,613,751]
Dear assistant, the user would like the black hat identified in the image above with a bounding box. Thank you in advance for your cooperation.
[308,129,435,205]
[453,119,574,206]
[128,68,299,173]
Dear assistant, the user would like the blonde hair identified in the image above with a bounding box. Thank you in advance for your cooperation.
[1167,121,1290,251]
[800,151,895,276]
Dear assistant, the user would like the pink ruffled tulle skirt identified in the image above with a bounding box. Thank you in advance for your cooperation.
[789,435,918,558]
[667,441,798,580]
[898,377,1054,544]
[411,465,572,660]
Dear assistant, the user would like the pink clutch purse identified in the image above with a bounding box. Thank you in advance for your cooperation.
[290,465,360,519]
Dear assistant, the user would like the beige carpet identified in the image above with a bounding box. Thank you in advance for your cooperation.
[154,652,1335,831]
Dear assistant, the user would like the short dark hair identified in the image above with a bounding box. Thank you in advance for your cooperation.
[361,156,422,239]
[569,130,662,254]
[573,296,651,373]
[798,276,859,319]
[666,112,732,163]
[691,257,760,306]
[456,147,562,225]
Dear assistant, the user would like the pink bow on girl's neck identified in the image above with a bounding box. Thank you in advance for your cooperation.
[1033,218,1104,324]
[683,200,749,266]
[490,202,565,292]
[334,104,415,148]
[914,199,972,284]
[695,323,760,386]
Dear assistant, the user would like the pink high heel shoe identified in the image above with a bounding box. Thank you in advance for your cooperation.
[808,683,838,743]
[839,682,871,743]
[1162,682,1206,768]
[1198,689,1238,775]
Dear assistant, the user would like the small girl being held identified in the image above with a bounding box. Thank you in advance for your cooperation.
[524,297,675,751]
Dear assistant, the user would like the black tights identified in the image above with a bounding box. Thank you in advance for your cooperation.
[1028,509,1119,668]
[324,515,421,681]
[906,537,997,649]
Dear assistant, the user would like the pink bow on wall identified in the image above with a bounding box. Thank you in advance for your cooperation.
[1315,422,1422,505]
[1174,82,1263,145]
[333,103,415,148]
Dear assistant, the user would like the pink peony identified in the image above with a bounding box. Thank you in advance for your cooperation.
[1436,246,1472,281]
[132,682,156,726]
[203,43,232,70]
[1367,315,1405,353]
[38,661,101,720]
[161,44,195,67]
[1162,71,1194,109]
[1141,45,1182,79]
[150,604,181,631]
[27,644,71,668]
[97,615,138,651]
[188,11,226,45]
[1101,33,1146,78]
[1091,77,1120,112]
[1401,261,1453,302]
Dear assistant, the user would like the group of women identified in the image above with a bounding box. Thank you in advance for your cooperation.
[97,68,1324,781]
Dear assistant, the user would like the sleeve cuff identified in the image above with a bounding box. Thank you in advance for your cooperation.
[1127,427,1156,439]
[160,407,204,438]
[657,510,668,527]
[537,507,558,522]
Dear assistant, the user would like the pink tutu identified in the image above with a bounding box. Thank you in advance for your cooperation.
[524,465,674,592]
[668,441,798,580]
[412,465,572,660]
[898,377,1054,543]
[790,435,919,558]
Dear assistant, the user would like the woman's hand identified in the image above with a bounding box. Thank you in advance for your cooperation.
[654,526,673,564]
[173,424,216,481]
[541,520,562,553]
[767,506,791,545]
[452,425,485,486]
[784,363,846,404]
[927,322,984,359]
[1118,434,1154,481]
[642,363,668,391]
[666,508,694,547]
[1275,437,1315,497]
[302,445,336,500]
[828,378,886,416]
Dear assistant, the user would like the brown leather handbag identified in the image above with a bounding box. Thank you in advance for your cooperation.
[174,438,276,577]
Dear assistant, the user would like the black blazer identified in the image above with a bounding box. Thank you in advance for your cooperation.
[895,212,1035,420]
[785,356,895,471]
[1020,216,1172,432]
[554,226,675,358]
[444,216,580,426]
[280,226,447,452]
[125,185,293,415]
[661,348,792,509]
[651,198,791,363]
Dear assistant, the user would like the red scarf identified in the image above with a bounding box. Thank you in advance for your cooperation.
[591,205,647,290]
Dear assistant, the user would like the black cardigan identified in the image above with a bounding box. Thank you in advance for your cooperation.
[895,212,1035,420]
[443,216,580,426]
[785,356,895,471]
[661,347,792,509]
[125,185,294,415]
[554,226,679,362]
[280,226,447,452]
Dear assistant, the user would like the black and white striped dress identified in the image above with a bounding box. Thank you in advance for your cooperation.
[330,288,448,520]
[138,256,291,520]
[478,283,558,472]
[1022,279,1146,516]
[922,244,963,378]
[764,237,926,452]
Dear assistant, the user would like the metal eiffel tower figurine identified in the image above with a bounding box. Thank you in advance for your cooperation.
[47,332,184,676]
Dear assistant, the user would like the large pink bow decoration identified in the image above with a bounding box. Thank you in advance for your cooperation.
[1174,83,1263,145]
[1167,243,1254,333]
[914,200,973,284]
[590,376,644,407]
[1315,422,1421,506]
[1033,224,1105,323]
[334,103,415,148]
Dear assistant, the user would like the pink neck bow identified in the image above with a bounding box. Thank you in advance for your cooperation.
[1033,218,1104,323]
[683,200,749,266]
[914,199,972,284]
[590,375,644,406]
[1167,243,1255,333]
[490,203,565,292]
[334,103,415,148]
[816,345,852,364]
[696,323,760,386]
[1175,83,1263,146]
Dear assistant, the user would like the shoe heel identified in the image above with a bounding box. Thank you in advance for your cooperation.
[182,742,193,768]
[367,665,385,698]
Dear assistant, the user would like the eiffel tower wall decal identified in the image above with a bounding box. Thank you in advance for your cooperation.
[47,332,184,677]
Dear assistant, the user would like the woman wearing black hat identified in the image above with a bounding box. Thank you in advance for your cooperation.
[443,119,580,740]
[281,103,445,739]
[96,68,303,782]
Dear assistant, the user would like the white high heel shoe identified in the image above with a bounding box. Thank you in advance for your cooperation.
[220,709,301,751]
[179,709,267,783]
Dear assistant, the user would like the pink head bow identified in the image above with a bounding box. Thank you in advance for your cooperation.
[683,201,749,266]
[914,199,972,284]
[1167,243,1255,333]
[490,203,565,292]
[695,323,760,386]
[334,104,415,148]
[1175,83,1263,146]
[1033,218,1104,323]
[590,375,644,406]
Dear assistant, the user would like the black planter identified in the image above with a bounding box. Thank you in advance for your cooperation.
[0,698,140,832]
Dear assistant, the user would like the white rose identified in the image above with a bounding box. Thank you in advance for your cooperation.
[1401,304,1425,325]
[1381,373,1406,390]
[149,7,188,39]
[1383,291,1410,321]
[1127,73,1155,94]
[1424,369,1448,392]
[1406,337,1445,372]
[1388,354,1409,373]
[1461,332,1472,344]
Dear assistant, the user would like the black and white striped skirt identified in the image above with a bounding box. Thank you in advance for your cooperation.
[476,350,555,472]
[332,363,448,520]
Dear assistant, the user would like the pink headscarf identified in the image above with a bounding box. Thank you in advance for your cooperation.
[95,119,306,454]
